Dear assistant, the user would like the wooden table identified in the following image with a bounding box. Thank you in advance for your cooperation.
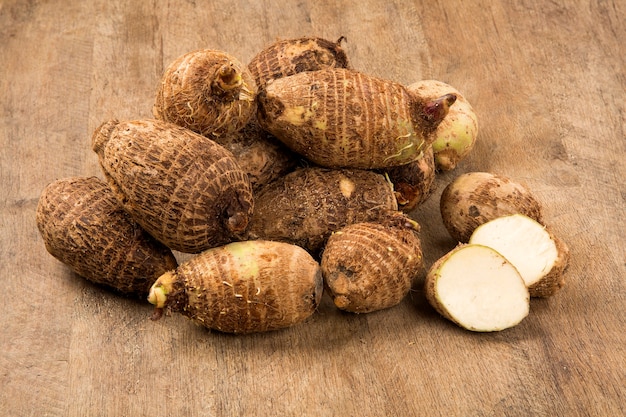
[2,1,624,415]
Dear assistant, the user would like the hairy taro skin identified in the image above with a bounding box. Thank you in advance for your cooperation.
[36,177,178,297]
[257,68,455,169]
[153,49,257,142]
[248,36,350,89]
[377,145,436,212]
[440,172,543,243]
[150,240,323,334]
[222,119,298,191]
[246,167,398,256]
[321,214,423,313]
[92,119,254,253]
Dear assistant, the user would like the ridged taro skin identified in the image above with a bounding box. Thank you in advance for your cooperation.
[153,49,257,142]
[36,177,178,297]
[440,172,543,243]
[321,213,424,313]
[92,119,254,253]
[257,67,456,169]
[149,240,323,334]
[246,167,398,256]
[248,36,350,89]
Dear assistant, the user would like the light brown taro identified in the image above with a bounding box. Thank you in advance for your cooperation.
[153,49,257,143]
[257,67,456,169]
[321,212,423,313]
[440,171,543,243]
[148,240,323,334]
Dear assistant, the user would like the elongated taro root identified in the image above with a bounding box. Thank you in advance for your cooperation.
[36,177,178,297]
[153,49,257,142]
[148,240,323,334]
[407,80,478,171]
[377,145,436,212]
[425,244,530,332]
[440,172,543,243]
[469,214,570,297]
[246,167,398,255]
[222,119,298,191]
[248,36,350,88]
[321,212,423,313]
[92,119,254,253]
[257,67,457,169]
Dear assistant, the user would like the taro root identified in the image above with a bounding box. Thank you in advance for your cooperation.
[148,240,323,334]
[36,176,178,297]
[222,119,298,191]
[440,172,543,243]
[153,49,257,142]
[378,145,436,212]
[407,80,478,171]
[248,36,350,88]
[257,67,456,169]
[468,214,570,297]
[321,212,423,313]
[92,118,254,253]
[425,244,530,332]
[246,167,398,256]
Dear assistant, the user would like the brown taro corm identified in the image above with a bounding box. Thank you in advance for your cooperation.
[246,166,398,257]
[221,118,298,192]
[257,67,456,169]
[440,171,543,243]
[153,49,257,143]
[321,212,424,313]
[36,176,178,297]
[92,118,254,254]
[377,145,437,212]
[148,240,323,334]
[248,36,350,89]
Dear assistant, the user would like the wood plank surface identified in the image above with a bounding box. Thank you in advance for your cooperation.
[1,0,624,416]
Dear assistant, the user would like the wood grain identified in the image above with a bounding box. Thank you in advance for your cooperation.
[1,0,624,416]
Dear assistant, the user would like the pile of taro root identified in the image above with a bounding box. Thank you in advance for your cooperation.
[37,36,569,334]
